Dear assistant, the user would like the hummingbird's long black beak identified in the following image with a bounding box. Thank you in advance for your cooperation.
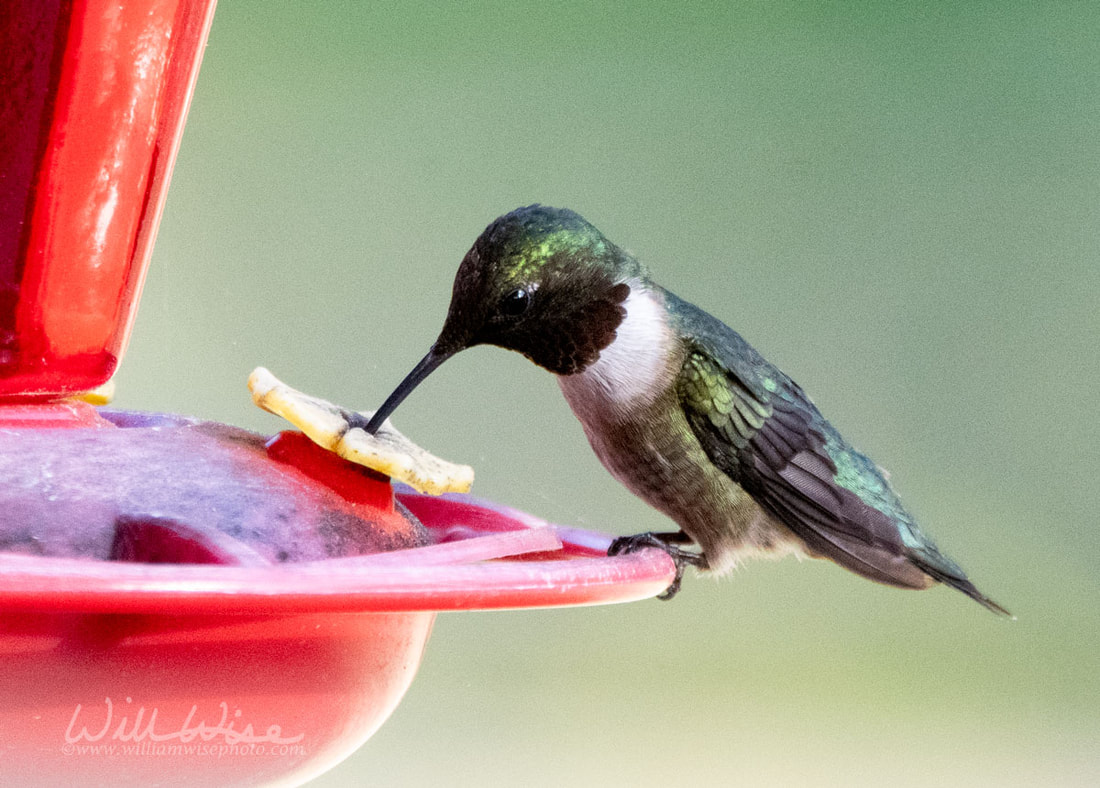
[363,347,454,434]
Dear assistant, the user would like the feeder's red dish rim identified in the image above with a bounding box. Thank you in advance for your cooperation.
[0,491,676,614]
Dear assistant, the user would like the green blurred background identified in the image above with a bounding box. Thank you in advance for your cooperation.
[114,2,1097,785]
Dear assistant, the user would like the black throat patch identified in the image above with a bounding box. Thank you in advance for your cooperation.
[516,281,630,375]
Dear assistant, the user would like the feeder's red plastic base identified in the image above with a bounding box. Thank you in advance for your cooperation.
[1,610,435,788]
[0,403,675,786]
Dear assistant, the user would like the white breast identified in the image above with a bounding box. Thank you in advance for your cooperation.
[557,283,676,417]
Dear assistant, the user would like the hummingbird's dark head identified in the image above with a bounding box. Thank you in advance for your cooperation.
[364,205,642,433]
[434,204,641,373]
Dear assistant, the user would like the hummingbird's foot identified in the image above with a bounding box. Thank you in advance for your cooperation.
[607,531,707,601]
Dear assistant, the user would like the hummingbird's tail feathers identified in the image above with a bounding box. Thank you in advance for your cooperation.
[750,426,1013,617]
[750,451,937,590]
[774,501,936,590]
[767,468,1013,617]
[908,555,1013,618]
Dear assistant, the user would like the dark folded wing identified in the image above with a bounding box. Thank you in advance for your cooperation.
[667,290,1008,614]
[678,346,935,589]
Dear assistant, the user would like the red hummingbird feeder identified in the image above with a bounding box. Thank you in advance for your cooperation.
[0,2,675,786]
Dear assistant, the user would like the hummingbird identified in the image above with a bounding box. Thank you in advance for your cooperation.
[361,204,1009,616]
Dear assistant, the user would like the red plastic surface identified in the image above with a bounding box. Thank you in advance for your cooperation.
[0,398,112,428]
[0,0,217,397]
[0,405,677,610]
[0,405,675,785]
[0,495,674,614]
[0,490,671,786]
[0,609,435,788]
[266,430,396,512]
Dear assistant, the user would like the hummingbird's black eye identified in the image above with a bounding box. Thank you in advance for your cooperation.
[500,287,531,317]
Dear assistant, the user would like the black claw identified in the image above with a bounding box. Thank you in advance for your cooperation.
[656,574,683,601]
[607,532,706,601]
